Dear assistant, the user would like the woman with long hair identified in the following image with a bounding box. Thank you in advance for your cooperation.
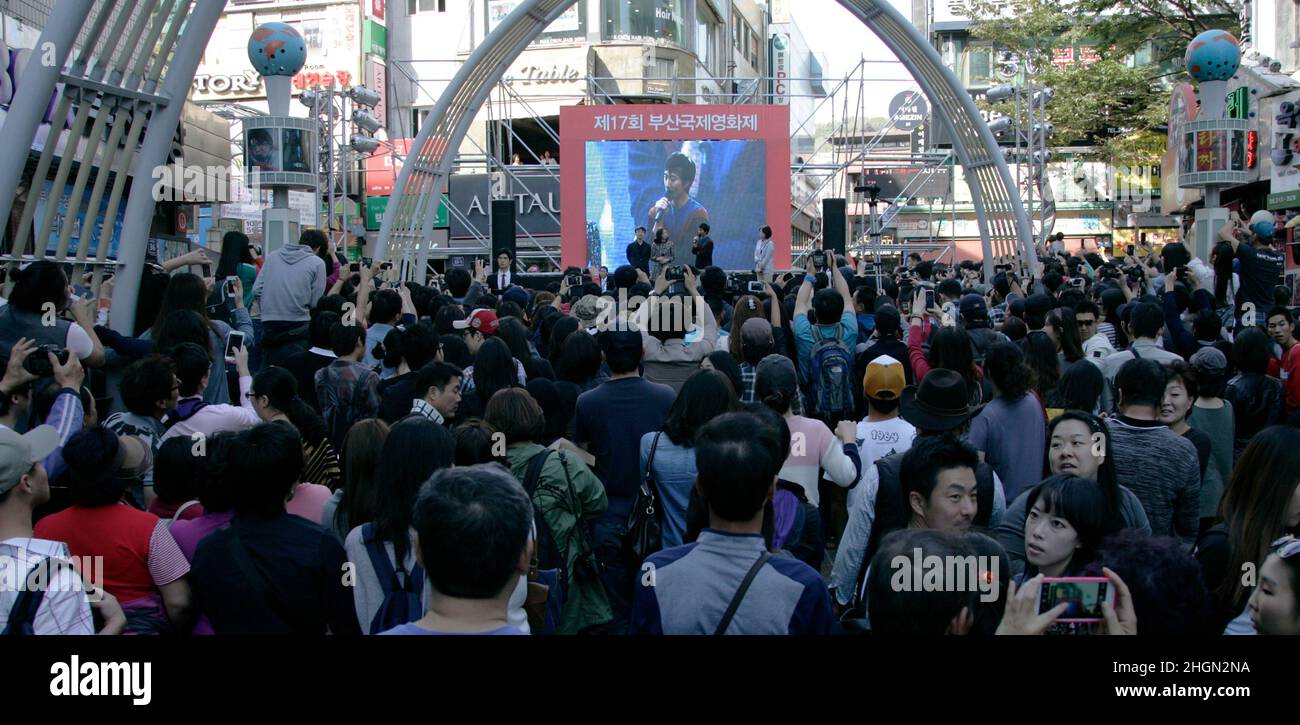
[969,342,1045,501]
[992,410,1150,577]
[1022,474,1120,579]
[727,294,766,359]
[456,337,519,422]
[343,417,454,633]
[248,367,342,509]
[1,259,106,365]
[554,328,605,392]
[700,350,744,398]
[1195,426,1300,633]
[908,320,986,407]
[1022,329,1062,401]
[498,315,554,381]
[320,418,390,541]
[1044,307,1085,367]
[640,370,742,548]
[1043,357,1104,415]
[547,315,581,367]
[145,272,254,404]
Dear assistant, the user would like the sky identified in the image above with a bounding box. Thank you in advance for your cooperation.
[789,0,925,125]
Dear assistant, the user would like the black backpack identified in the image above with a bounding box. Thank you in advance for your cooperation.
[2,558,56,636]
[361,523,424,635]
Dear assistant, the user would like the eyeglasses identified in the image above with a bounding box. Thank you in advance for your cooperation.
[1271,535,1300,559]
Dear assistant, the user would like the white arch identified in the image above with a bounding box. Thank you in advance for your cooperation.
[378,0,1037,279]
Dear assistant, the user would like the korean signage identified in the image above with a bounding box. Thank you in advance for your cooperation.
[364,138,412,196]
[859,167,951,200]
[588,109,761,133]
[769,33,789,105]
[450,173,559,239]
[366,195,447,231]
[364,19,386,60]
[888,91,928,132]
[1270,92,1300,207]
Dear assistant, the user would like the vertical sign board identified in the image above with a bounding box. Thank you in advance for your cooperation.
[769,33,789,105]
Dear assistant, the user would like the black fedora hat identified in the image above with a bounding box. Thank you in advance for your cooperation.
[900,369,980,431]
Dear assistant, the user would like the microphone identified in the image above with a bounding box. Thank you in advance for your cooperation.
[653,188,671,222]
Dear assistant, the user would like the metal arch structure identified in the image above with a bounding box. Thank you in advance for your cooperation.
[0,0,226,334]
[378,0,1038,280]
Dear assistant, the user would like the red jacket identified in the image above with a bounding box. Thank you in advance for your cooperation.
[1266,343,1300,415]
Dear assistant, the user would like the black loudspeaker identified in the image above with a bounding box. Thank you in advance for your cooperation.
[490,199,516,268]
[822,198,847,255]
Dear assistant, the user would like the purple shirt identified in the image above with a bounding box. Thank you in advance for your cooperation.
[379,623,527,635]
[171,511,235,562]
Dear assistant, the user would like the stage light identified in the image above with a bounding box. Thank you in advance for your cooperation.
[353,110,382,134]
[986,84,1016,102]
[348,86,381,107]
[350,135,381,153]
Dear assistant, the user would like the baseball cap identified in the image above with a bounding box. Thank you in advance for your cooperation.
[452,309,499,335]
[755,354,799,397]
[874,305,902,337]
[740,317,774,348]
[864,354,906,400]
[1024,293,1054,319]
[0,425,59,495]
[502,286,530,308]
[959,293,988,322]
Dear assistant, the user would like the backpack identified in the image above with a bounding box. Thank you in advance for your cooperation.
[2,558,57,636]
[809,324,855,418]
[360,523,425,635]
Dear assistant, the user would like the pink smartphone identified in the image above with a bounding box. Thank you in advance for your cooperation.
[1038,577,1115,623]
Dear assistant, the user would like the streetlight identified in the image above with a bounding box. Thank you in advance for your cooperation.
[303,84,385,258]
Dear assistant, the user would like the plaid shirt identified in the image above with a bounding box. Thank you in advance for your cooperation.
[738,361,805,414]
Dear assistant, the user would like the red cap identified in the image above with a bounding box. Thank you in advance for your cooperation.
[452,309,499,335]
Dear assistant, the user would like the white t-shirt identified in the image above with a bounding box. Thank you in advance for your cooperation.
[848,417,917,511]
[65,323,94,360]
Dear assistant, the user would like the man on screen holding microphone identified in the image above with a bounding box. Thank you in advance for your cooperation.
[648,152,709,266]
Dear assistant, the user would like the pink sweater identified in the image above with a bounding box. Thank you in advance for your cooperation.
[778,415,857,507]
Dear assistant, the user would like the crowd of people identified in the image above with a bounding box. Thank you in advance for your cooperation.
[1,212,1298,637]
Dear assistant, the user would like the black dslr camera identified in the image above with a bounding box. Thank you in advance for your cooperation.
[665,266,686,282]
[23,345,70,378]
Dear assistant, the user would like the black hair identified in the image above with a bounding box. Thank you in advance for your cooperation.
[444,268,472,298]
[310,311,341,349]
[663,370,742,447]
[1115,357,1167,409]
[1023,330,1060,399]
[495,316,533,365]
[7,260,68,314]
[473,337,519,403]
[695,412,784,521]
[252,367,328,446]
[434,303,466,335]
[1045,360,1104,413]
[216,231,250,279]
[119,354,176,417]
[1233,327,1272,375]
[413,465,532,599]
[374,417,455,566]
[1082,530,1216,635]
[414,361,463,399]
[548,316,580,365]
[227,423,304,516]
[812,287,844,325]
[153,309,212,364]
[329,322,366,358]
[150,273,212,341]
[369,289,402,325]
[1047,307,1085,363]
[984,342,1033,400]
[603,333,643,375]
[1192,308,1222,343]
[937,278,962,299]
[760,225,772,239]
[900,433,979,504]
[867,528,979,635]
[1074,299,1101,319]
[196,433,236,513]
[928,326,978,398]
[439,334,472,369]
[1267,305,1294,326]
[664,151,697,187]
[497,301,525,322]
[62,428,134,507]
[704,350,743,398]
[153,436,203,505]
[1000,316,1028,342]
[1211,241,1235,307]
[451,419,507,467]
[171,342,213,397]
[1127,301,1164,340]
[1024,474,1118,577]
[335,419,390,536]
[398,320,440,371]
[556,330,601,384]
[299,228,328,251]
[1164,358,1199,401]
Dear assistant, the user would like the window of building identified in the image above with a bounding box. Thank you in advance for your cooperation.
[408,0,446,13]
[966,47,993,87]
[603,0,685,45]
[696,3,722,75]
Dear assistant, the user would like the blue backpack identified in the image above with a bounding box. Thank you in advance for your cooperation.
[361,523,425,635]
[809,324,855,418]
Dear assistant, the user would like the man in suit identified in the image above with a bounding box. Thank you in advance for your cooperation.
[488,250,516,293]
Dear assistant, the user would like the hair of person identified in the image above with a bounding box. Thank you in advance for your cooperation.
[703,350,743,398]
[754,364,797,416]
[1163,358,1199,400]
[369,289,402,325]
[899,433,979,504]
[1024,473,1118,576]
[154,309,213,366]
[373,417,454,564]
[1044,410,1120,505]
[484,387,545,445]
[329,322,366,358]
[867,528,978,635]
[438,333,471,369]
[743,401,793,462]
[1267,305,1294,327]
[315,294,347,318]
[309,311,341,350]
[1113,357,1166,410]
[150,273,212,340]
[497,301,525,323]
[1189,308,1221,344]
[555,329,601,385]
[1022,330,1060,398]
[7,260,69,314]
[215,231,250,279]
[664,151,697,186]
[1211,241,1235,306]
[170,341,213,397]
[547,316,580,364]
[452,418,507,467]
[1047,306,1085,362]
[699,222,711,233]
[252,367,328,446]
[937,278,962,299]
[694,412,784,522]
[413,464,532,599]
[495,316,533,364]
[1000,315,1028,342]
[662,369,742,447]
[701,266,727,297]
[1082,530,1215,635]
[61,428,133,507]
[226,422,304,516]
[761,225,773,239]
[1215,426,1300,613]
[152,435,203,505]
[335,417,390,534]
[444,267,472,298]
[914,260,934,281]
[473,336,519,401]
[299,228,328,250]
[1126,301,1164,340]
[1074,299,1101,319]
[1044,358,1103,413]
[434,303,466,336]
[396,320,440,371]
[413,360,463,400]
[602,331,644,375]
[962,530,1012,634]
[654,227,668,244]
[983,341,1033,400]
[928,326,978,393]
[119,354,177,417]
[812,287,845,325]
[195,432,236,513]
[1230,326,1270,375]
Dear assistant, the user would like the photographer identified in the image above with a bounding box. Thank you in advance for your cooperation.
[1219,211,1285,328]
[636,265,718,393]
[0,338,86,482]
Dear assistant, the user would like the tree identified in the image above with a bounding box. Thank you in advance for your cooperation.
[964,0,1243,165]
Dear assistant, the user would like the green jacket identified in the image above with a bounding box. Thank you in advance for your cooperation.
[506,443,612,634]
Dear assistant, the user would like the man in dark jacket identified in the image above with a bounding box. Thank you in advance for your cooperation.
[625,226,651,276]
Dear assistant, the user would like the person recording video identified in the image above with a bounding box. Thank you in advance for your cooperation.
[647,151,709,267]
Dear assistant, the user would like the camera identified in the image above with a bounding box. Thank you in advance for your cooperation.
[666,266,686,282]
[813,255,827,271]
[23,345,70,378]
[747,280,765,294]
[349,262,360,273]
[1068,276,1086,289]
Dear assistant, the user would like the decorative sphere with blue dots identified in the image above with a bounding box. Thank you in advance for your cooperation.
[247,22,306,77]
[1184,29,1240,82]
